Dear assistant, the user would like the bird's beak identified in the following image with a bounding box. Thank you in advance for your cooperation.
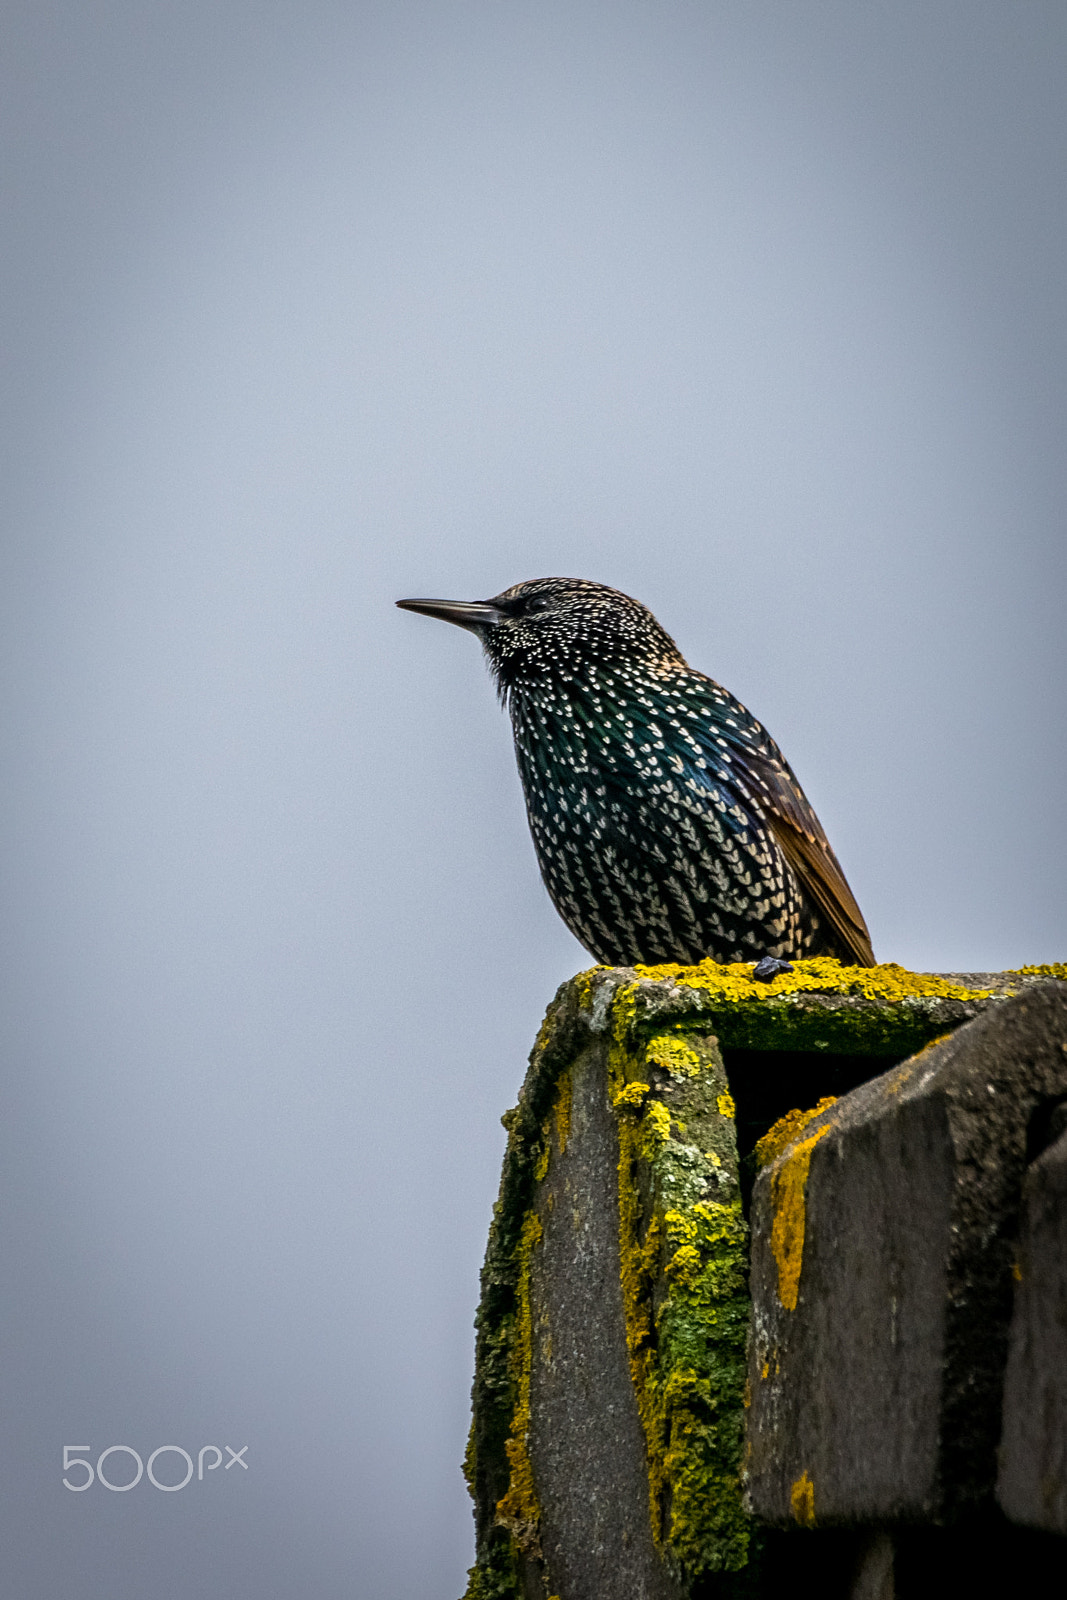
[396,597,508,633]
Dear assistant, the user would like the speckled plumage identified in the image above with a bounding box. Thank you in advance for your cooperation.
[397,577,874,969]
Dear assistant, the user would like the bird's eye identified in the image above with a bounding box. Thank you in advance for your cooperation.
[525,596,552,615]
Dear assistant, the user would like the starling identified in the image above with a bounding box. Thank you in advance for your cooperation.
[397,578,874,970]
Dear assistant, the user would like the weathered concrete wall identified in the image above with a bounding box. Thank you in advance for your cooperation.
[747,981,1067,1526]
[529,1035,682,1600]
[463,963,755,1599]
[998,1118,1067,1533]
[460,959,1067,1600]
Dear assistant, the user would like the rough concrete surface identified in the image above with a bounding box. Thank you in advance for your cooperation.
[529,1040,682,1600]
[997,1119,1067,1534]
[747,982,1067,1525]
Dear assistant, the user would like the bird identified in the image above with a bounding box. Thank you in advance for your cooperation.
[396,577,874,972]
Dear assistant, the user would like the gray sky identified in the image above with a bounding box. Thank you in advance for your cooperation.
[1,3,1064,1595]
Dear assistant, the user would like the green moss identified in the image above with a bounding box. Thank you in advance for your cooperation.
[612,1019,752,1585]
[495,1212,543,1544]
[460,1541,523,1600]
[463,979,583,1600]
[462,1417,477,1495]
[610,957,1010,1058]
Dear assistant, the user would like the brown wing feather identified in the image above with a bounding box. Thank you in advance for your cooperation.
[734,744,875,967]
[768,815,875,966]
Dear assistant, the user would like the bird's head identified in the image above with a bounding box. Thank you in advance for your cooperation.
[396,577,686,699]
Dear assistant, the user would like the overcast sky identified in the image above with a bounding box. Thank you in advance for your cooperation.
[1,3,1065,1596]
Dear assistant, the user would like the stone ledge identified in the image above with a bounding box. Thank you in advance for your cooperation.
[746,981,1067,1525]
[460,960,1067,1600]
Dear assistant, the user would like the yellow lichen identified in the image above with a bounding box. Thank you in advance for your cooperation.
[755,1098,838,1169]
[908,1031,953,1062]
[612,982,641,1044]
[612,1079,651,1109]
[611,991,752,1578]
[717,1091,736,1119]
[629,955,994,1005]
[664,1209,698,1245]
[595,957,1008,1065]
[758,1350,779,1382]
[640,1100,672,1154]
[534,1072,574,1181]
[554,1068,572,1154]
[769,1119,835,1311]
[495,1211,543,1546]
[666,1244,703,1286]
[790,1471,816,1527]
[692,1197,739,1235]
[1008,963,1067,980]
[572,966,608,1012]
[615,1095,667,1538]
[646,1033,702,1077]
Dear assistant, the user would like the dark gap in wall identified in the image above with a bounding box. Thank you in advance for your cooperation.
[722,1047,905,1214]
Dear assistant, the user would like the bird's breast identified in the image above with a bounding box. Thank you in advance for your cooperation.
[510,693,758,856]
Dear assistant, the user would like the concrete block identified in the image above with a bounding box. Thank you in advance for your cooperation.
[464,967,751,1599]
[461,959,1059,1597]
[997,1118,1067,1533]
[747,982,1067,1526]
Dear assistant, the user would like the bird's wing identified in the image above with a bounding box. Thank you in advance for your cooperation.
[727,736,875,967]
[677,670,876,966]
